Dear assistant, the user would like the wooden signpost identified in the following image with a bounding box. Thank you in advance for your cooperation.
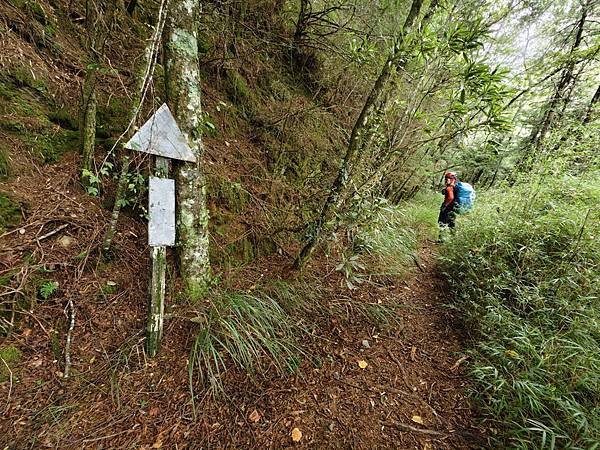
[125,103,195,356]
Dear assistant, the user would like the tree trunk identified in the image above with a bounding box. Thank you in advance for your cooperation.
[164,0,211,295]
[80,67,97,177]
[525,0,588,152]
[582,84,600,125]
[292,0,427,269]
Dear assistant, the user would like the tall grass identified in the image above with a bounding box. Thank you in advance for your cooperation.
[439,173,600,449]
[354,193,439,277]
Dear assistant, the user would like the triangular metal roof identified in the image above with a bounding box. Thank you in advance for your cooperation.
[125,103,197,163]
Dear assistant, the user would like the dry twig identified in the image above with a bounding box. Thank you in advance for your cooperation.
[64,299,75,379]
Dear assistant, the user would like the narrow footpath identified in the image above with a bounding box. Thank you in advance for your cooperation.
[219,245,486,449]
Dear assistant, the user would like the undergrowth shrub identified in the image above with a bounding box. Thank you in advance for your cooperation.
[439,173,600,449]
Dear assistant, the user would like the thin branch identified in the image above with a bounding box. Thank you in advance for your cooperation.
[64,299,75,379]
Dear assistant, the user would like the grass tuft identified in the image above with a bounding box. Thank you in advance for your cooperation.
[188,290,300,398]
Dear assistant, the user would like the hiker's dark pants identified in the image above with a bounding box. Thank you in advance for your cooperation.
[438,205,456,229]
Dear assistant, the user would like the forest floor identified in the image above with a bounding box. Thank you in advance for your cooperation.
[0,153,487,449]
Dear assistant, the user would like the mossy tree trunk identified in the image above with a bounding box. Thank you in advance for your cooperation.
[79,0,117,184]
[293,0,429,269]
[80,66,97,178]
[164,0,211,295]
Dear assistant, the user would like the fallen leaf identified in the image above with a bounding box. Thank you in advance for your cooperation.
[411,415,424,425]
[151,439,162,448]
[358,360,368,369]
[249,409,261,423]
[22,328,32,337]
[505,350,519,358]
[149,407,160,416]
[410,346,417,361]
[291,427,302,442]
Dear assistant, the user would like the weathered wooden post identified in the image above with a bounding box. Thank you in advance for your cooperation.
[125,103,197,356]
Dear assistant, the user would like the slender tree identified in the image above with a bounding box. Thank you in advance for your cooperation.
[102,0,169,253]
[525,0,590,152]
[80,1,100,179]
[293,0,433,269]
[582,83,600,124]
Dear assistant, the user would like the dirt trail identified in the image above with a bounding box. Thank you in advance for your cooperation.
[212,246,486,449]
[0,156,484,449]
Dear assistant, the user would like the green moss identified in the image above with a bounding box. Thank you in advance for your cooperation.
[224,70,251,105]
[0,118,26,133]
[0,270,14,289]
[0,78,50,131]
[12,0,48,24]
[44,22,56,38]
[197,31,211,55]
[50,330,61,361]
[11,0,27,9]
[29,1,48,25]
[8,66,47,93]
[0,193,21,231]
[100,280,119,298]
[96,97,128,138]
[0,345,22,381]
[185,282,210,303]
[30,130,79,163]
[211,179,249,213]
[268,78,293,101]
[0,80,11,100]
[0,145,9,178]
[48,107,78,130]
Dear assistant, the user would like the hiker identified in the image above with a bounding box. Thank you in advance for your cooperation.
[438,171,458,235]
[437,171,476,240]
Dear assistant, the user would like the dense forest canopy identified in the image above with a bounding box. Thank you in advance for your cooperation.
[0,0,598,448]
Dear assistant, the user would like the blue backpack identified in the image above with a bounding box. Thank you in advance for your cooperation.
[454,181,476,213]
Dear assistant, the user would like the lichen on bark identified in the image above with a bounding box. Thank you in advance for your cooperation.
[164,0,211,296]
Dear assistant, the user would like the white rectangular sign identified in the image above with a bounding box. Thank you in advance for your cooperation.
[148,177,175,247]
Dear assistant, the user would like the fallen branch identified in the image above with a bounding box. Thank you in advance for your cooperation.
[64,299,75,379]
[450,355,469,372]
[36,223,69,242]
